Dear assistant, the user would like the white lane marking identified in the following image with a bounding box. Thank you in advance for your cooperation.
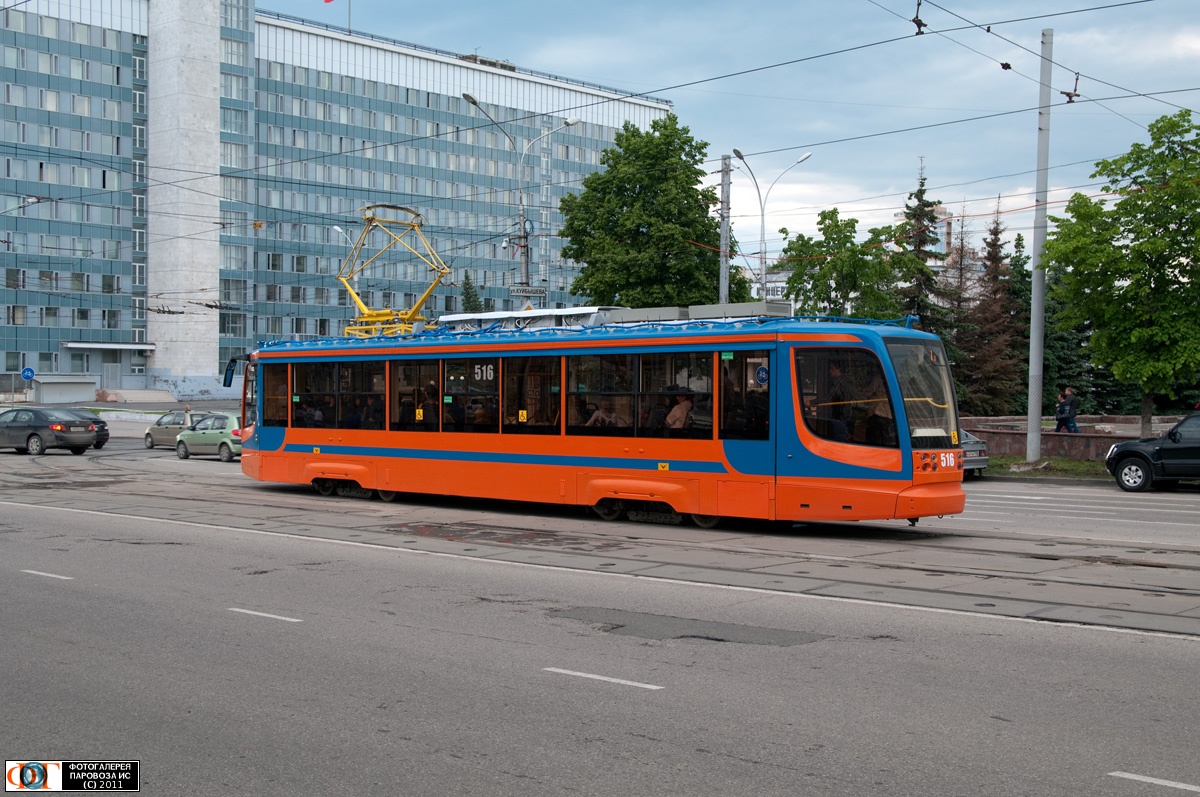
[1108,772,1200,792]
[543,667,664,690]
[21,569,74,580]
[228,608,302,623]
[5,501,1199,643]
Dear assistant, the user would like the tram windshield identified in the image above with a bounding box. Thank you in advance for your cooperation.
[885,339,960,449]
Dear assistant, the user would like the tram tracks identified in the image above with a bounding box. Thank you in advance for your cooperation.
[6,447,1200,634]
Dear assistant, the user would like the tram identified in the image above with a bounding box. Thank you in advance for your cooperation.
[225,305,966,526]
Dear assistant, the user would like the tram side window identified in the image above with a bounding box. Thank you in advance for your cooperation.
[292,362,337,427]
[718,350,770,441]
[795,348,897,447]
[392,360,440,431]
[336,361,385,429]
[261,363,288,427]
[638,352,712,439]
[502,356,561,435]
[566,354,635,436]
[444,357,498,433]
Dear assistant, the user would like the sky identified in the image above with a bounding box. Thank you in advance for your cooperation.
[295,0,1198,269]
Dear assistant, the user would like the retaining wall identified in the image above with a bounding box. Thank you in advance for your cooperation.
[961,415,1184,462]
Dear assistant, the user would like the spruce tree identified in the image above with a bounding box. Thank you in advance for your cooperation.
[955,213,1024,416]
[460,271,484,313]
[894,172,952,337]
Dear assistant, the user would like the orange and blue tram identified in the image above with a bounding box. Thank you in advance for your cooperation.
[229,309,966,526]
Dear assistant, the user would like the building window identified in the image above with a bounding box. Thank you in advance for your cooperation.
[132,298,146,321]
[220,143,247,169]
[220,246,247,270]
[220,278,246,303]
[132,56,146,80]
[132,229,146,252]
[220,107,247,134]
[5,306,26,326]
[219,312,245,336]
[220,73,248,101]
[103,309,120,329]
[221,176,248,202]
[41,307,59,327]
[133,90,146,114]
[221,39,248,66]
[220,0,250,30]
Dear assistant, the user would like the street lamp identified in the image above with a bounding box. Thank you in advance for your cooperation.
[732,150,812,301]
[0,196,44,216]
[463,92,579,295]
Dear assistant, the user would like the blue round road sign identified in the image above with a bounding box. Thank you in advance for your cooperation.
[21,367,35,381]
[755,366,769,385]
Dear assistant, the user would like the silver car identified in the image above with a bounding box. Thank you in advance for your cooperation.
[961,430,990,478]
[144,410,210,449]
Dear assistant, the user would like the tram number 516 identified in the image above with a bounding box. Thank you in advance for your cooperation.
[940,452,958,468]
[474,364,495,381]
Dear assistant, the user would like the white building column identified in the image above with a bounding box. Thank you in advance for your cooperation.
[145,0,223,396]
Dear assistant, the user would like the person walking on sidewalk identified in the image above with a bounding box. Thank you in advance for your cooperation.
[1054,392,1070,433]
[1064,387,1080,433]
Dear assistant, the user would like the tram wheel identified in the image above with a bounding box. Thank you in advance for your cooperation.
[689,513,722,529]
[312,479,337,497]
[377,490,398,503]
[591,499,625,522]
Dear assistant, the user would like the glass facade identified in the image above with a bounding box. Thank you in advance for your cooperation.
[1,1,671,397]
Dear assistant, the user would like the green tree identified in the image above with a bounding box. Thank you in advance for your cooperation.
[1044,110,1200,434]
[1042,267,1092,415]
[460,271,484,313]
[775,208,901,318]
[560,114,751,307]
[955,213,1024,416]
[1003,234,1032,415]
[893,174,954,337]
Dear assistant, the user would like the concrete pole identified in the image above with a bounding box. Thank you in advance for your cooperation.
[719,154,731,304]
[1025,29,1053,462]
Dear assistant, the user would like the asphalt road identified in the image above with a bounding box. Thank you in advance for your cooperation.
[4,504,1199,796]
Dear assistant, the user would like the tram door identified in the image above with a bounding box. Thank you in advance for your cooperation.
[716,350,774,517]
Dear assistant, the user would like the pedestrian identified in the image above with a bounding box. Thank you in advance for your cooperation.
[1053,392,1070,433]
[1064,386,1080,433]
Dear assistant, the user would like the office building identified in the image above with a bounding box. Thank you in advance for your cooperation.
[2,0,671,398]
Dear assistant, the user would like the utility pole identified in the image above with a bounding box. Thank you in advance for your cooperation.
[719,154,731,304]
[1025,29,1053,462]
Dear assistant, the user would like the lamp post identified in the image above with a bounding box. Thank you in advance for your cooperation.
[732,150,812,301]
[1,196,44,216]
[463,92,578,297]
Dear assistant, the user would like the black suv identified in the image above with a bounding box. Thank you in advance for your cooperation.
[1105,413,1200,491]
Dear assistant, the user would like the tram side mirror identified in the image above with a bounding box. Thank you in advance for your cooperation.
[223,355,248,388]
